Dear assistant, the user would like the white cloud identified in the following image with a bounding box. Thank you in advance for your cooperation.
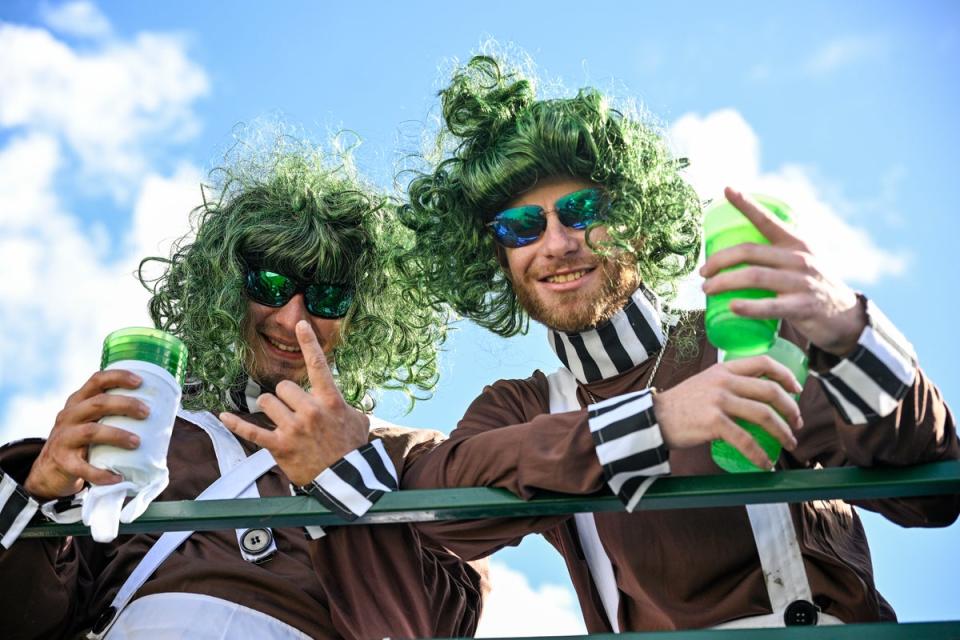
[804,35,888,75]
[0,12,206,443]
[39,1,113,40]
[666,108,906,310]
[476,560,586,636]
[0,143,200,442]
[0,21,208,199]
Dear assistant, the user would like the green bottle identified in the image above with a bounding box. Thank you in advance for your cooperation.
[703,194,793,355]
[86,327,188,542]
[710,337,808,473]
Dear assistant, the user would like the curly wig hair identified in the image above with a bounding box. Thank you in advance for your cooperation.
[140,137,444,411]
[400,54,702,337]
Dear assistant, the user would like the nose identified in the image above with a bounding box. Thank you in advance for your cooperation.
[273,293,311,329]
[539,212,581,257]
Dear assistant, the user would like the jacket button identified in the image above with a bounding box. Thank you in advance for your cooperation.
[240,527,273,555]
[784,599,820,626]
[91,606,118,634]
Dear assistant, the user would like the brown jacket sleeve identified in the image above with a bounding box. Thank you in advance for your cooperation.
[0,439,105,639]
[785,318,959,527]
[400,373,609,560]
[316,424,489,638]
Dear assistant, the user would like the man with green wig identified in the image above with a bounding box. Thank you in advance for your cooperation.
[0,140,485,638]
[398,55,958,631]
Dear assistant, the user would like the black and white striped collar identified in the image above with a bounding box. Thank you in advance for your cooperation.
[225,377,265,414]
[547,287,668,384]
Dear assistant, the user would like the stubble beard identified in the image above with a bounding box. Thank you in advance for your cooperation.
[515,257,639,333]
[241,324,311,393]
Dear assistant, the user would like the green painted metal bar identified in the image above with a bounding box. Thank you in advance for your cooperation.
[20,460,960,538]
[471,620,960,639]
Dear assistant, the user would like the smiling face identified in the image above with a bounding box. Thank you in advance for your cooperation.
[502,176,639,333]
[242,294,342,391]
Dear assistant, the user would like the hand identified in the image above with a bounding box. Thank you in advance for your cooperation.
[24,371,145,500]
[653,355,803,470]
[700,187,867,356]
[220,320,370,486]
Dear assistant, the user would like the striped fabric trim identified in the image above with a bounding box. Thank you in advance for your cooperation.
[811,299,918,425]
[225,377,263,414]
[302,439,398,521]
[39,490,85,524]
[548,287,666,384]
[0,472,40,549]
[586,389,670,511]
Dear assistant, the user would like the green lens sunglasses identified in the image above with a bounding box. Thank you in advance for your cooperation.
[485,187,608,248]
[244,268,354,319]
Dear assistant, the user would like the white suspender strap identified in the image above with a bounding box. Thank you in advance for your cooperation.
[713,352,819,624]
[550,361,820,630]
[547,368,622,633]
[178,410,278,563]
[88,446,277,639]
[746,503,813,610]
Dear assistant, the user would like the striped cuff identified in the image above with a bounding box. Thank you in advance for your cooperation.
[0,472,40,549]
[812,299,918,425]
[587,389,670,512]
[301,439,398,521]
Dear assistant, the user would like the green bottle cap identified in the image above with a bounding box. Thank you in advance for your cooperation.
[100,327,188,385]
[703,194,793,240]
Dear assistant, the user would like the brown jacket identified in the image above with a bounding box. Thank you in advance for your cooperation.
[402,320,958,631]
[0,416,486,640]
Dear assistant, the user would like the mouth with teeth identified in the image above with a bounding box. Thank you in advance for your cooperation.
[541,268,593,285]
[263,334,302,356]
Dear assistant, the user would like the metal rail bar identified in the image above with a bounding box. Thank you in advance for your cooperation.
[21,460,960,538]
[475,620,960,639]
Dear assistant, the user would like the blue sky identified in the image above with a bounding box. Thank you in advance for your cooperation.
[0,1,957,633]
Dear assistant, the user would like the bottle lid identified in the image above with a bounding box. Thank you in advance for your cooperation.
[100,327,188,384]
[703,193,793,236]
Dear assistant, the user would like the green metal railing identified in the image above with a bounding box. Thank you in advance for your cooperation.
[20,460,960,638]
[22,460,960,537]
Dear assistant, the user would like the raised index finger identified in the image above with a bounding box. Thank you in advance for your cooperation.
[295,320,338,398]
[725,187,800,248]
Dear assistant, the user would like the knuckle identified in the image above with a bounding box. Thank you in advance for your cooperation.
[761,407,780,426]
[761,379,782,400]
[75,423,96,440]
[796,251,815,272]
[302,404,323,422]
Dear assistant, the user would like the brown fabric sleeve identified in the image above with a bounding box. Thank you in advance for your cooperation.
[400,372,608,560]
[0,439,101,639]
[313,427,487,639]
[787,323,959,527]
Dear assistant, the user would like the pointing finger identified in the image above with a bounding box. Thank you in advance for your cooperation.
[295,320,339,399]
[725,187,800,248]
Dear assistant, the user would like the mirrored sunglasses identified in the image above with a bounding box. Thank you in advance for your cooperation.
[485,187,608,248]
[244,268,354,319]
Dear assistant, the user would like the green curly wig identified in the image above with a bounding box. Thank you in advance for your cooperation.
[140,136,444,412]
[400,54,702,337]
